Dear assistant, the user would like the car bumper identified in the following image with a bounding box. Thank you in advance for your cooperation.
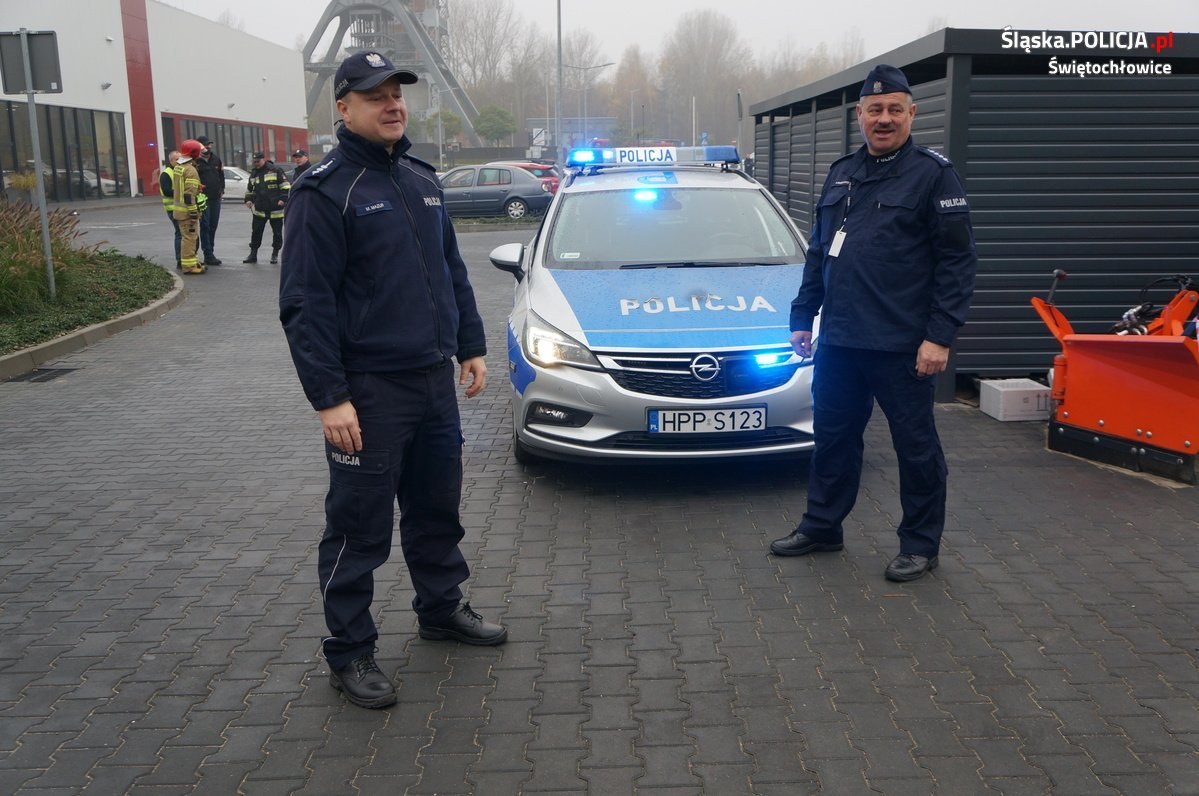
[509,341,815,462]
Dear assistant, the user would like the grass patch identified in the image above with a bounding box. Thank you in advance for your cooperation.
[0,202,174,356]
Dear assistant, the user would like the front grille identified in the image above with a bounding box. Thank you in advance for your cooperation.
[604,427,813,451]
[600,350,799,399]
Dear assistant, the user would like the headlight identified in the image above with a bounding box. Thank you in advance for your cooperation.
[524,313,600,368]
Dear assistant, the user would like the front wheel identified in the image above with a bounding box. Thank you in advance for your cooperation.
[504,198,529,220]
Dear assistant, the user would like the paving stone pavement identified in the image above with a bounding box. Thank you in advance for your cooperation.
[1,199,1198,795]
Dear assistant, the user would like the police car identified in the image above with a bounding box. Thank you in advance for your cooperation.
[490,145,815,463]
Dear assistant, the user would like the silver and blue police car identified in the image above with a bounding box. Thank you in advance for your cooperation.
[490,145,815,463]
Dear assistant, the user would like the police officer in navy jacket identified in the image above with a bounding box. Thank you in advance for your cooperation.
[279,51,506,710]
[770,64,978,583]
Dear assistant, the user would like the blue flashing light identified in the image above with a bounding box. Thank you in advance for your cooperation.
[633,189,659,203]
[566,145,740,168]
[755,353,784,366]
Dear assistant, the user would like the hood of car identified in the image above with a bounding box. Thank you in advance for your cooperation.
[532,264,804,350]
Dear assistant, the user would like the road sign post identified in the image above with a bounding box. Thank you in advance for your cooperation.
[1,29,63,301]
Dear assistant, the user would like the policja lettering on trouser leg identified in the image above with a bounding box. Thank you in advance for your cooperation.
[318,365,472,670]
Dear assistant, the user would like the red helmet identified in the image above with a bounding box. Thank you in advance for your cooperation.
[180,139,204,159]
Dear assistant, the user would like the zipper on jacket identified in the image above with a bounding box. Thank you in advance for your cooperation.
[389,167,444,361]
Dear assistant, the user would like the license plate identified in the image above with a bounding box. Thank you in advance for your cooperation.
[648,406,767,434]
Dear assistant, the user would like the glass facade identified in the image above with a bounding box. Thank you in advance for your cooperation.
[166,116,273,171]
[1,101,129,202]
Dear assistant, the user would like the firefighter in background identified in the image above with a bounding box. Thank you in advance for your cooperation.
[172,140,208,275]
[242,151,290,264]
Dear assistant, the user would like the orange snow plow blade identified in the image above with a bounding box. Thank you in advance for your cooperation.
[1031,283,1199,483]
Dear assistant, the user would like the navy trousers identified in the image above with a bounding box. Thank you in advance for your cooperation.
[318,363,469,669]
[200,197,221,259]
[797,344,948,557]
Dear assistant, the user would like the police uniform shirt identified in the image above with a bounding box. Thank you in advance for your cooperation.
[790,137,977,353]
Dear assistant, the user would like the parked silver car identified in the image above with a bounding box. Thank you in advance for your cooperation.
[222,166,251,202]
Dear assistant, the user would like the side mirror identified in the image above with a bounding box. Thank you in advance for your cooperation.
[489,243,524,278]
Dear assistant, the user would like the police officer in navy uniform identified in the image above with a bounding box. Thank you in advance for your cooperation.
[279,50,505,710]
[770,64,978,582]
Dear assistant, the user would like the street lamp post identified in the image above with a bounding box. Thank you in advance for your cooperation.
[564,61,614,147]
[556,1,563,164]
[629,87,640,143]
[431,84,444,170]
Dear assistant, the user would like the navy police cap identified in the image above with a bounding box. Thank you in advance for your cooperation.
[334,51,418,100]
[860,64,911,97]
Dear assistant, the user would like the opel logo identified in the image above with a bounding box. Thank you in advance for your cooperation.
[689,353,721,382]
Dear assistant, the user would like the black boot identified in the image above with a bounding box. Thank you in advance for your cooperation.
[270,248,280,264]
[242,247,258,264]
[329,654,396,709]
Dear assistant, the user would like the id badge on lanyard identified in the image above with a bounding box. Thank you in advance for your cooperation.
[829,180,852,258]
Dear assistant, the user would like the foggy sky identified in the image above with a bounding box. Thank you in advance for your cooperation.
[158,0,1191,69]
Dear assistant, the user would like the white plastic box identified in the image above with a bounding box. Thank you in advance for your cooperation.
[979,378,1052,421]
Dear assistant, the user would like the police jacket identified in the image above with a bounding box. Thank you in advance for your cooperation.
[278,127,487,411]
[790,137,977,352]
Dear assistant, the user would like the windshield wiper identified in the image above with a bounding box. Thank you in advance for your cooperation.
[683,261,776,267]
[619,260,780,270]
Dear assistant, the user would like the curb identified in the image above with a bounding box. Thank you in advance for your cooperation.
[0,273,187,381]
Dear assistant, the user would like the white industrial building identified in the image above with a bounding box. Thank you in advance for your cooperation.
[0,0,306,201]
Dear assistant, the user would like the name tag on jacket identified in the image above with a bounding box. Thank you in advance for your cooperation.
[355,200,393,217]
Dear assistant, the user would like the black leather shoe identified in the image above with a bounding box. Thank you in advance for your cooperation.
[329,654,396,709]
[204,257,222,266]
[269,250,280,264]
[770,531,844,557]
[885,554,939,582]
[418,602,507,646]
[243,252,257,263]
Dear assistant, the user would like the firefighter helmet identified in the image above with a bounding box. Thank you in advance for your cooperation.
[180,139,204,160]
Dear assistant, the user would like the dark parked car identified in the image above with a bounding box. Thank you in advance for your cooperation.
[438,163,553,219]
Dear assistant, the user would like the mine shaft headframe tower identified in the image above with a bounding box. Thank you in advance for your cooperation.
[303,0,482,146]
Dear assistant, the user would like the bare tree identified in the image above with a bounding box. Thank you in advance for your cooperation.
[436,0,871,155]
[657,10,753,145]
[608,45,657,144]
[561,29,607,90]
[445,0,522,89]
[506,27,554,137]
[215,10,245,33]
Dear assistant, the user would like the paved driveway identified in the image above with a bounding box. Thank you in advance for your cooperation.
[1,199,1197,794]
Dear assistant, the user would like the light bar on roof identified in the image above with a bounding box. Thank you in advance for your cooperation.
[566,145,740,168]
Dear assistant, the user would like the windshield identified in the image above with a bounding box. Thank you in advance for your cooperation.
[545,186,802,269]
